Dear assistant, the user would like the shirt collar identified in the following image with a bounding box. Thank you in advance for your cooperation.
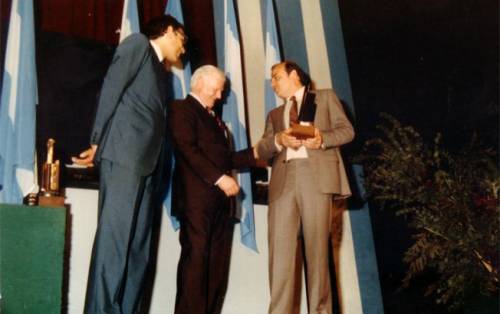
[190,92,209,110]
[288,86,306,104]
[149,40,163,62]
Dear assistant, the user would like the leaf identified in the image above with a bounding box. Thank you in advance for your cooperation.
[358,113,499,309]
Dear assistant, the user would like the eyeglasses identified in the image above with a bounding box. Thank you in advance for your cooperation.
[175,31,188,45]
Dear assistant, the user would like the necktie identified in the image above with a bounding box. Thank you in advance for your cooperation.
[289,96,299,126]
[209,110,226,134]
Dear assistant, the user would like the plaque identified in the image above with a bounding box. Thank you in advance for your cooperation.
[290,123,315,140]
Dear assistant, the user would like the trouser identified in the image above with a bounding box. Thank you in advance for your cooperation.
[84,159,161,314]
[268,159,333,314]
[174,192,234,314]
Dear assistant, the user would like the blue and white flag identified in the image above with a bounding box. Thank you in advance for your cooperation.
[0,0,38,204]
[119,0,140,42]
[165,0,191,99]
[163,0,192,230]
[264,0,282,117]
[222,0,257,252]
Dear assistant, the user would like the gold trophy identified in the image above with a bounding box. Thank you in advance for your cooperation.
[38,138,64,207]
[41,138,60,196]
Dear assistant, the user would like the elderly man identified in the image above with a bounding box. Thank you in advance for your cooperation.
[72,15,187,314]
[257,61,354,314]
[168,65,257,314]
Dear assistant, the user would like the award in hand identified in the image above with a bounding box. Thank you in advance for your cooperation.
[290,85,317,139]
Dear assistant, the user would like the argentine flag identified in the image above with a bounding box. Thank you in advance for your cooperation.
[264,0,283,117]
[119,0,140,42]
[165,0,191,98]
[0,0,38,203]
[221,0,257,252]
[163,0,192,230]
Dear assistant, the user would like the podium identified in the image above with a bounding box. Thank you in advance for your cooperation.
[0,203,66,313]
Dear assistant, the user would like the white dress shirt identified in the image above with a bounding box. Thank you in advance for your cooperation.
[276,86,309,160]
[149,40,164,62]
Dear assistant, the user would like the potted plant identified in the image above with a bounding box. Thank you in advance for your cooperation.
[359,114,499,311]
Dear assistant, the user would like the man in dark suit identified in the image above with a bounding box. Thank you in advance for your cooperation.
[71,15,187,314]
[168,65,257,314]
[257,61,354,314]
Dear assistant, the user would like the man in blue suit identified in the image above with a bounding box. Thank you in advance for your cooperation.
[72,15,187,313]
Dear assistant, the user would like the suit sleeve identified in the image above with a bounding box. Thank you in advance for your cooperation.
[256,111,280,161]
[320,90,355,148]
[90,34,150,145]
[168,102,226,185]
[229,147,256,169]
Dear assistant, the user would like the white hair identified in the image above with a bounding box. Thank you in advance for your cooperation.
[190,65,226,90]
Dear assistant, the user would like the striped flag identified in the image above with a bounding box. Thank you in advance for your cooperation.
[163,0,192,230]
[264,0,283,117]
[119,0,140,42]
[221,0,257,252]
[0,0,38,203]
[165,0,191,99]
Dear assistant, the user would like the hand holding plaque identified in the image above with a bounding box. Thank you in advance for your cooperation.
[290,122,315,140]
[302,127,323,150]
[290,86,317,139]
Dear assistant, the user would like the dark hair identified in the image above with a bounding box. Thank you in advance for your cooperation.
[143,15,184,39]
[272,60,311,86]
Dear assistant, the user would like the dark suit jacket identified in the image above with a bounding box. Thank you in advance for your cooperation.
[91,33,168,175]
[168,95,255,214]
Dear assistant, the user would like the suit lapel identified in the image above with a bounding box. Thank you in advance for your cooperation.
[187,95,229,144]
[310,90,320,125]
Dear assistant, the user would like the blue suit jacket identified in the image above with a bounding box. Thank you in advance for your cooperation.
[91,33,168,175]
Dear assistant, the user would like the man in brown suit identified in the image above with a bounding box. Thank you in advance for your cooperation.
[257,61,354,314]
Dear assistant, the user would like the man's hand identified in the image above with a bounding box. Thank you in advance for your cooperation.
[71,145,97,166]
[252,147,269,168]
[216,175,240,196]
[277,128,302,150]
[252,146,259,159]
[302,128,323,149]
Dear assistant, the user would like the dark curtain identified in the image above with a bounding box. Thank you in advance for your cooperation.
[181,0,217,68]
[34,0,218,67]
[35,31,114,166]
[36,0,123,44]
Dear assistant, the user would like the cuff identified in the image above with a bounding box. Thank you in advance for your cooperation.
[274,135,283,152]
[214,175,224,186]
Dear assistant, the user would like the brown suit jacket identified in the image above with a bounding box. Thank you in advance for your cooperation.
[257,89,354,202]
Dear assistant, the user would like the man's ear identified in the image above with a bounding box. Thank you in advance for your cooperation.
[290,69,300,82]
[165,25,174,36]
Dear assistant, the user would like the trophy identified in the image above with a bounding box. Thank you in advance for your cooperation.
[40,138,61,197]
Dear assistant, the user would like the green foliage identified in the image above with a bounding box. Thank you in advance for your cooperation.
[359,113,499,309]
